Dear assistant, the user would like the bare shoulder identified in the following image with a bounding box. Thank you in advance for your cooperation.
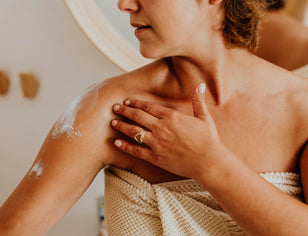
[288,75,308,121]
[95,58,170,101]
[78,57,171,123]
[285,74,308,145]
[291,76,308,201]
[73,59,170,168]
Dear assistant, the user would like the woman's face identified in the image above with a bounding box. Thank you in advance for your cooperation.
[118,0,217,59]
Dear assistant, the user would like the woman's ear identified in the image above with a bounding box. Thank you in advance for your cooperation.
[209,0,223,6]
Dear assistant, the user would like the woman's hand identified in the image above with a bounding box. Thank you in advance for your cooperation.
[111,83,226,180]
[110,83,308,236]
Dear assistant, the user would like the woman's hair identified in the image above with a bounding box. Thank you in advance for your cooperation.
[266,0,285,10]
[220,0,267,52]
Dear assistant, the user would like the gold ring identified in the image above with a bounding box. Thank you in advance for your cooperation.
[134,130,147,144]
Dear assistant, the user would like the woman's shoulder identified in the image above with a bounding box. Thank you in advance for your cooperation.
[95,58,172,100]
[286,74,308,137]
[103,58,169,87]
[80,58,171,115]
[287,73,308,106]
[69,59,172,169]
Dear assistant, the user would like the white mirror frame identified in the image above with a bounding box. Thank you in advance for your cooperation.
[64,0,152,72]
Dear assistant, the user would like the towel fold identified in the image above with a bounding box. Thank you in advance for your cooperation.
[104,166,303,236]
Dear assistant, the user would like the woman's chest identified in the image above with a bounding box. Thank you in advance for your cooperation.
[213,109,302,173]
[120,95,307,183]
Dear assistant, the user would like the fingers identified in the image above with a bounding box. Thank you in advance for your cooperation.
[114,139,155,162]
[111,119,153,145]
[113,103,158,130]
[192,83,211,120]
[123,99,172,119]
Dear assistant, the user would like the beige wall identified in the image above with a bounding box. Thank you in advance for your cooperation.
[286,0,308,25]
[0,0,122,235]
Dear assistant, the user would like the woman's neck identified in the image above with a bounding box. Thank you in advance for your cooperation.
[166,48,257,107]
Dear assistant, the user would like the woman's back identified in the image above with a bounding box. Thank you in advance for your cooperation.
[257,11,308,71]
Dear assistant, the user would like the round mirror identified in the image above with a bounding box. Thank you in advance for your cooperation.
[64,0,152,72]
[95,0,139,50]
[65,0,308,72]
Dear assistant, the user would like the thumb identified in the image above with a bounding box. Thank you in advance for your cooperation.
[192,83,210,120]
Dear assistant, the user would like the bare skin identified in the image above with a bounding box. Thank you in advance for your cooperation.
[1,0,308,235]
[257,10,308,70]
[1,55,308,235]
[119,56,308,183]
[103,48,308,182]
[109,75,308,235]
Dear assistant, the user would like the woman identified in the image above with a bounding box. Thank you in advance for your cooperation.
[1,0,308,235]
[106,0,308,235]
[256,0,308,71]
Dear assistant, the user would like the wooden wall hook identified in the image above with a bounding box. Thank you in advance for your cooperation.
[0,71,10,96]
[19,73,40,99]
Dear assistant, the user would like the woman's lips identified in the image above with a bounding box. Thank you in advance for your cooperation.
[135,26,151,36]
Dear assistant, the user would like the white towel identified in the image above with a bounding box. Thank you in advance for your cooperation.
[104,166,303,236]
[293,64,308,77]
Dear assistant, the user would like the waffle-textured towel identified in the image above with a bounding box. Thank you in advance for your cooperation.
[104,166,303,236]
[293,64,308,77]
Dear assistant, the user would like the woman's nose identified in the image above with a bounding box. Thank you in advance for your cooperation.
[117,0,139,13]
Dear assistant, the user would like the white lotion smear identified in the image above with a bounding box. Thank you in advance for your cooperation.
[29,160,44,178]
[51,82,103,139]
[51,95,84,139]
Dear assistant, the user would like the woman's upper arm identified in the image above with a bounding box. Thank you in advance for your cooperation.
[0,80,122,235]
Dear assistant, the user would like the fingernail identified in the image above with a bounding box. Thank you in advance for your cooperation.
[199,83,206,94]
[111,120,118,126]
[114,140,122,147]
[113,104,120,111]
[124,99,131,105]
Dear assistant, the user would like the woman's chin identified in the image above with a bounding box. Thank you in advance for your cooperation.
[139,49,158,59]
[139,44,168,59]
[139,48,171,60]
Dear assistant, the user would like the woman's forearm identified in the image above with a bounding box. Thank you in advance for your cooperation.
[0,134,105,236]
[198,148,308,236]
